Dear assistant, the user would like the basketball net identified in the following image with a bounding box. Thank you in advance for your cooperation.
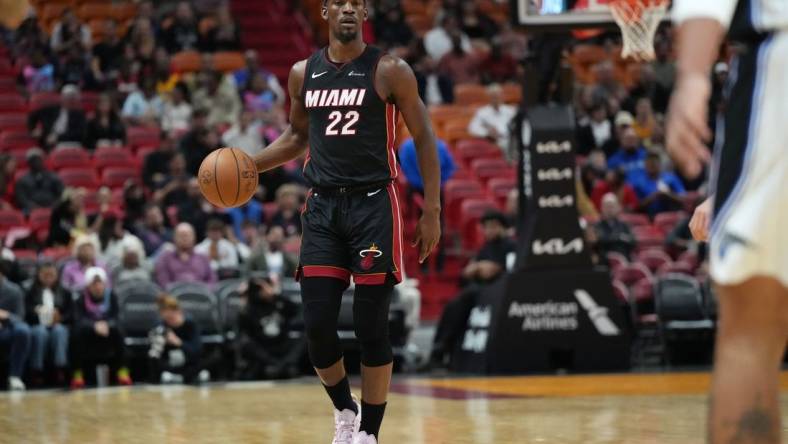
[609,0,669,61]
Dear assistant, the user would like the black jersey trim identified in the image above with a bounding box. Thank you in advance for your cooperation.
[322,45,369,71]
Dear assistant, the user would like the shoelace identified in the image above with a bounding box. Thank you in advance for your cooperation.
[334,418,354,443]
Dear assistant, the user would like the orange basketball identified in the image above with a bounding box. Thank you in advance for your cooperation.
[198,147,259,208]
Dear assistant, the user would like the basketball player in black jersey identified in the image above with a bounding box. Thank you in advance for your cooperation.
[254,1,441,442]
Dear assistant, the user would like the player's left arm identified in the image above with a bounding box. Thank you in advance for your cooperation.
[377,55,441,263]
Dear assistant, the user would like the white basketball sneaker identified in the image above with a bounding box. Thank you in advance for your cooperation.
[331,397,361,444]
[8,377,25,391]
[352,431,378,444]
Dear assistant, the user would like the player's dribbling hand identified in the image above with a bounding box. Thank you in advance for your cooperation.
[666,73,713,179]
[689,196,713,242]
[413,209,441,264]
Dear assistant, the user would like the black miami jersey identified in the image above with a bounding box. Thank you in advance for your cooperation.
[301,45,398,188]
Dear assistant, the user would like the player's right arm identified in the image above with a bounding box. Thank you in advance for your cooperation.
[666,0,738,179]
[253,60,310,173]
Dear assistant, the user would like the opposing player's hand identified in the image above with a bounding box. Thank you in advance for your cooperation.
[412,209,441,264]
[689,196,713,242]
[666,73,713,179]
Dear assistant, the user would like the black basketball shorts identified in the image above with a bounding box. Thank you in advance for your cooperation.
[297,182,404,285]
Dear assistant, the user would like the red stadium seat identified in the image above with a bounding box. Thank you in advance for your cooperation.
[0,131,36,150]
[470,158,513,185]
[619,212,650,227]
[444,179,485,231]
[81,91,100,114]
[455,138,502,167]
[677,249,699,267]
[59,168,100,189]
[614,262,653,286]
[0,209,26,236]
[606,251,628,272]
[0,113,27,133]
[0,94,27,113]
[635,249,672,273]
[632,226,666,249]
[28,208,51,233]
[459,198,499,251]
[48,147,93,171]
[29,92,60,111]
[657,261,696,277]
[101,167,138,189]
[487,176,516,200]
[94,146,136,170]
[127,127,160,148]
[611,279,629,303]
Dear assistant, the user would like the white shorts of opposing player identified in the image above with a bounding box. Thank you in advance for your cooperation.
[710,32,788,288]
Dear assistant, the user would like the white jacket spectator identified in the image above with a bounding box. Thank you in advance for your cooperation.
[221,110,263,157]
[161,85,192,134]
[194,219,240,271]
[468,84,517,153]
[424,15,472,60]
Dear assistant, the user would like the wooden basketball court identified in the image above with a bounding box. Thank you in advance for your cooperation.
[2,372,787,444]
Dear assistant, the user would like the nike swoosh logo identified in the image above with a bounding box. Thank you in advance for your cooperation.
[311,71,328,79]
[367,189,382,197]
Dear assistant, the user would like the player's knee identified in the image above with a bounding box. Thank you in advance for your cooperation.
[300,277,347,368]
[353,284,394,367]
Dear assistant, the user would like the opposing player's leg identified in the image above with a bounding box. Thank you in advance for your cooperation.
[299,191,360,443]
[709,278,787,444]
[706,33,788,444]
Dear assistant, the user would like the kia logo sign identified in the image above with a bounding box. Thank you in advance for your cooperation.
[536,168,572,181]
[532,238,584,256]
[536,141,571,154]
[538,195,574,208]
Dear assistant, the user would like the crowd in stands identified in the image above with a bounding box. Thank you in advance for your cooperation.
[0,0,721,387]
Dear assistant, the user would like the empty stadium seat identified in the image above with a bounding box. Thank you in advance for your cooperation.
[487,176,517,208]
[0,209,26,235]
[444,179,485,231]
[636,249,672,273]
[48,147,93,171]
[117,280,162,347]
[606,252,628,272]
[0,113,27,132]
[29,92,60,111]
[657,261,696,276]
[213,51,245,72]
[170,282,224,344]
[654,274,713,354]
[443,121,473,144]
[170,51,202,73]
[454,84,488,105]
[614,262,653,286]
[101,167,138,189]
[0,131,36,150]
[619,212,650,227]
[501,83,523,104]
[58,168,100,189]
[654,211,686,234]
[611,279,629,303]
[126,127,160,148]
[632,226,666,249]
[470,158,513,185]
[459,198,499,250]
[94,146,136,170]
[455,138,502,167]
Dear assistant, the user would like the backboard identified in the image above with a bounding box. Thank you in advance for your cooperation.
[512,0,671,31]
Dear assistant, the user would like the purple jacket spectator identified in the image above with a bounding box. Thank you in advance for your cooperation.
[61,236,110,292]
[154,223,217,288]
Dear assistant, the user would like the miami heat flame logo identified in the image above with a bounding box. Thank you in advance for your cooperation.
[359,244,383,271]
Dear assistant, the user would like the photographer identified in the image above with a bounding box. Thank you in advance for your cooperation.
[148,294,204,384]
[238,277,304,379]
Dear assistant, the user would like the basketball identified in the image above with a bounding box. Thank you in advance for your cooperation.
[198,147,259,208]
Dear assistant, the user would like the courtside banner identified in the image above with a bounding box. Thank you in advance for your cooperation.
[516,105,592,271]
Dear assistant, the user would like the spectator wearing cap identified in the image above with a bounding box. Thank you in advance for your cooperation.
[61,235,110,292]
[468,84,517,157]
[121,77,164,127]
[25,262,72,386]
[431,211,515,368]
[84,93,126,150]
[148,294,204,384]
[607,125,647,175]
[162,1,200,54]
[28,85,87,150]
[70,266,131,389]
[154,223,216,288]
[0,264,31,391]
[594,193,636,259]
[195,219,240,273]
[46,187,89,247]
[628,150,686,216]
[50,8,91,54]
[14,148,64,214]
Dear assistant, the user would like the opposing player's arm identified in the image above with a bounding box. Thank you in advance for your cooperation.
[254,60,310,173]
[377,55,441,262]
[666,0,737,178]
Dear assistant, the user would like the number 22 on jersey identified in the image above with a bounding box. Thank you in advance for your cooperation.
[326,110,359,136]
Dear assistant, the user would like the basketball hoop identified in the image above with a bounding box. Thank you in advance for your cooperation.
[609,0,669,61]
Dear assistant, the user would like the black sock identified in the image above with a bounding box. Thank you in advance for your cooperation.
[323,376,358,414]
[360,400,387,438]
